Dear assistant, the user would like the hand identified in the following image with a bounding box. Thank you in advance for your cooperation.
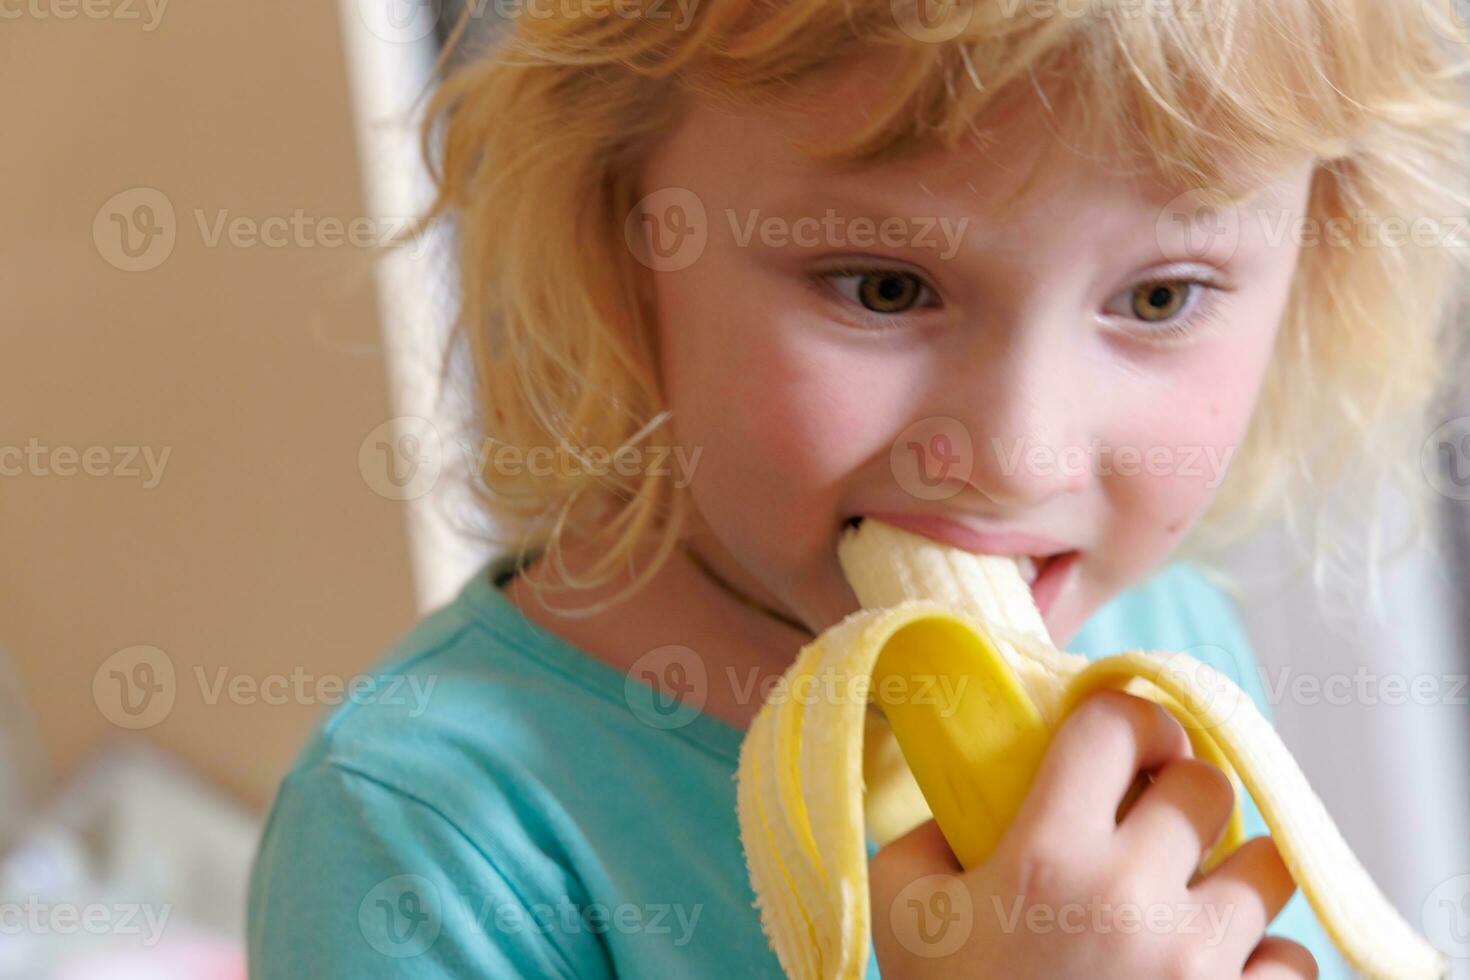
[870,689,1317,979]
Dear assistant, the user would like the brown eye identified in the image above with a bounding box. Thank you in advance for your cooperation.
[1131,281,1193,322]
[853,271,926,314]
[816,266,939,325]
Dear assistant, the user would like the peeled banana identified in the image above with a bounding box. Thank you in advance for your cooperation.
[735,517,1448,980]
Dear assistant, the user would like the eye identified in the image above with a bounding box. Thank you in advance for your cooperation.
[814,266,940,319]
[1121,281,1196,322]
[1102,277,1227,343]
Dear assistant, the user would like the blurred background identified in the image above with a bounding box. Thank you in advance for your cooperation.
[5,1,1470,976]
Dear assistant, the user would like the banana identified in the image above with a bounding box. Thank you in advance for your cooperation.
[735,517,1448,980]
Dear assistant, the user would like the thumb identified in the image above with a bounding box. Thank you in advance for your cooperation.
[870,818,962,904]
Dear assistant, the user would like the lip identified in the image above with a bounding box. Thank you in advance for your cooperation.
[1028,549,1080,618]
[857,511,1080,618]
[860,512,1073,560]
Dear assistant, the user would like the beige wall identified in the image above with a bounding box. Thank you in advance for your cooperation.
[2,2,421,809]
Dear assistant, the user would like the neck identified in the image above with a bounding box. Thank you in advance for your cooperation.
[500,530,815,730]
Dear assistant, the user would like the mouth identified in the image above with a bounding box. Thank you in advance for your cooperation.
[845,513,1081,617]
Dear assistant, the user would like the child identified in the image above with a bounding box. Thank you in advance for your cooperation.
[249,0,1470,976]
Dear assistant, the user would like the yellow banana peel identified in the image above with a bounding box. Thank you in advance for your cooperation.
[735,517,1448,979]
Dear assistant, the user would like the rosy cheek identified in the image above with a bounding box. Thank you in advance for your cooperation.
[1108,411,1240,524]
[737,364,824,466]
[723,331,908,485]
[1086,346,1266,577]
[661,334,828,541]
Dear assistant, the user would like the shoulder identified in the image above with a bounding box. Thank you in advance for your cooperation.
[247,756,603,978]
[253,555,604,856]
[247,560,622,977]
[273,557,648,843]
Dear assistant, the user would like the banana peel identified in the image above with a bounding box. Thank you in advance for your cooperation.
[735,517,1447,979]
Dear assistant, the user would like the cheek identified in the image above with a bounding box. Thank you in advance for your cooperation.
[670,336,876,519]
[1106,334,1275,544]
[656,277,904,552]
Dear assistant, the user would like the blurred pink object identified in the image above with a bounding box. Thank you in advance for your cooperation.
[58,936,245,980]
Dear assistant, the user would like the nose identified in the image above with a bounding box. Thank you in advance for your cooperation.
[949,331,1092,509]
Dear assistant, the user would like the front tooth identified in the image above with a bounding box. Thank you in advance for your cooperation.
[1015,555,1038,586]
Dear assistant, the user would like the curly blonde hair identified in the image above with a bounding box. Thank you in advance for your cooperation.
[412,0,1470,623]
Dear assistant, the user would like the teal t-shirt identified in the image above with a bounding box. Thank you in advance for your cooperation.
[246,557,1351,979]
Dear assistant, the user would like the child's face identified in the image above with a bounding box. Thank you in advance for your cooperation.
[642,63,1315,647]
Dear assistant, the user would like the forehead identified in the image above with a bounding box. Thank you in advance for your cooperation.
[659,56,1314,240]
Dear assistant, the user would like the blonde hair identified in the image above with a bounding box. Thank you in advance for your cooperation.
[414,0,1470,624]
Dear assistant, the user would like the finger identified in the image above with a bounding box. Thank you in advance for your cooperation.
[1190,836,1297,962]
[869,819,977,968]
[1242,935,1318,980]
[870,818,963,902]
[1116,756,1236,881]
[1017,689,1194,843]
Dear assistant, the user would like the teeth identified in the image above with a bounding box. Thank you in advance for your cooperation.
[1014,554,1039,587]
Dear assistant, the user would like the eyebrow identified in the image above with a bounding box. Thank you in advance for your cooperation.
[756,184,1247,268]
[761,187,978,226]
[754,187,1009,253]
